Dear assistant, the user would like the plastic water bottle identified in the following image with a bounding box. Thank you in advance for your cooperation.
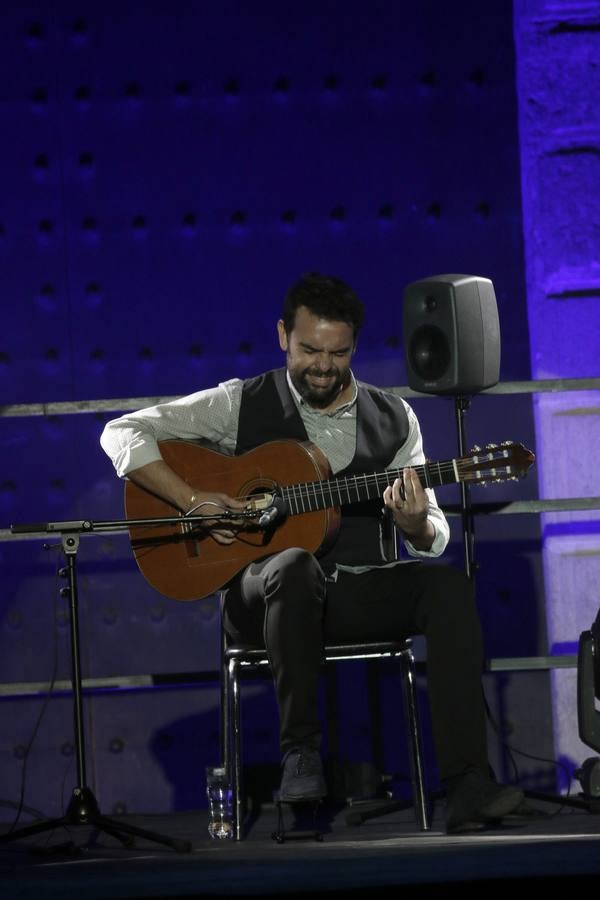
[206,765,234,840]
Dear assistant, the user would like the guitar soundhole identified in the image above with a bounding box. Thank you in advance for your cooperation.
[242,478,279,498]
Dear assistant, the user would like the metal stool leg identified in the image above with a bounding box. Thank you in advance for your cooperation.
[400,646,430,831]
[227,657,244,840]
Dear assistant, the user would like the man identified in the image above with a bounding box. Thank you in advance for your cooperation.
[100,271,523,834]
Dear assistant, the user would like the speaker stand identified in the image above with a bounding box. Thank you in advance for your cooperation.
[0,532,191,854]
[454,395,476,580]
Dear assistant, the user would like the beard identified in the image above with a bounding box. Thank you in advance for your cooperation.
[289,364,348,409]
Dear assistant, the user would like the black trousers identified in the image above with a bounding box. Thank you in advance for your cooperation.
[223,547,489,781]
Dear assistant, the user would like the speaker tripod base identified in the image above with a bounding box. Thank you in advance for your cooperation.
[0,786,192,854]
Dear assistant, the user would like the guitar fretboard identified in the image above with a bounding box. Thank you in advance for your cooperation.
[280,459,459,516]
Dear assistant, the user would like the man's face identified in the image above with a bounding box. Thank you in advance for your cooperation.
[277,306,355,410]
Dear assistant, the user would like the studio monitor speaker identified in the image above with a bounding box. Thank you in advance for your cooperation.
[403,274,501,395]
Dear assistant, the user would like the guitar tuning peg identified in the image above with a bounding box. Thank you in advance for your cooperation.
[500,440,513,447]
[485,442,498,450]
[470,444,481,453]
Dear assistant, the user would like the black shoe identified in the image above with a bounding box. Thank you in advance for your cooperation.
[445,770,524,835]
[279,747,327,802]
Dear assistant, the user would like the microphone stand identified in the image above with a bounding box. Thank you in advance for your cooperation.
[0,508,262,853]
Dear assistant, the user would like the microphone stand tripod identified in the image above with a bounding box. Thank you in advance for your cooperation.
[0,507,260,853]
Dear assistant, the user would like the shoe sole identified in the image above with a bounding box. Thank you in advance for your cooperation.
[278,782,327,802]
[278,780,327,801]
[278,794,326,803]
[446,787,524,835]
[446,819,486,835]
[478,786,524,821]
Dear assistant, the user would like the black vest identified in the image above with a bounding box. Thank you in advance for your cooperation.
[236,368,410,571]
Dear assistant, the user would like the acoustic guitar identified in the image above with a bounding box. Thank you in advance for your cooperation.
[124,438,535,601]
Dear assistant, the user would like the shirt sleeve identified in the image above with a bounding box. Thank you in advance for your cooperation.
[390,400,450,559]
[99,379,243,478]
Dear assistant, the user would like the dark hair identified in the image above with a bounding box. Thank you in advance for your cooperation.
[282,272,365,339]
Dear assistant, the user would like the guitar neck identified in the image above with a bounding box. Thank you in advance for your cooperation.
[280,459,458,516]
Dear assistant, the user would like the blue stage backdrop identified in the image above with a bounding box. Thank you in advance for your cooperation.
[1,0,593,821]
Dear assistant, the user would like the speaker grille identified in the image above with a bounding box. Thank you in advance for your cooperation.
[408,325,451,381]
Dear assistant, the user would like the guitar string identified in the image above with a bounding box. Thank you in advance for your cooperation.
[227,445,523,507]
[223,448,519,506]
[275,466,462,509]
[226,457,514,508]
[132,452,520,533]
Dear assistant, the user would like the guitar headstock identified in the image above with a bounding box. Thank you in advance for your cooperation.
[458,441,535,486]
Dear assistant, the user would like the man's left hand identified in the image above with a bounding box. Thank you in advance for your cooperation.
[383,467,433,549]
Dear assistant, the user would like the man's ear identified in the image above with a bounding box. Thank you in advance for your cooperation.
[277,319,288,351]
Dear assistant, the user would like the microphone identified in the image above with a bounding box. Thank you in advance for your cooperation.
[258,497,287,529]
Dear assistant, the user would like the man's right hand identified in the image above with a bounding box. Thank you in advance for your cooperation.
[125,460,248,546]
[185,491,248,545]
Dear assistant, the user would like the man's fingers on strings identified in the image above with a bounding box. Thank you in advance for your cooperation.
[399,476,407,502]
[403,467,422,499]
[228,495,249,511]
[384,478,405,510]
[393,476,406,505]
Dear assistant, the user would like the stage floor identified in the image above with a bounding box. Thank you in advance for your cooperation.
[2,793,600,899]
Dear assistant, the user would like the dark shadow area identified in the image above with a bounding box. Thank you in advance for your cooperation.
[443,537,545,658]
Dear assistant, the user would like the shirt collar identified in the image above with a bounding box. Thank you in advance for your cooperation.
[285,369,358,414]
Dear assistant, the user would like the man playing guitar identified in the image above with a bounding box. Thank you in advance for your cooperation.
[101,271,525,834]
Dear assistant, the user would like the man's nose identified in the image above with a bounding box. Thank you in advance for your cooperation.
[315,352,335,366]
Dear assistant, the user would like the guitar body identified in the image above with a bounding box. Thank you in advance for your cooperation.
[124,439,339,601]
